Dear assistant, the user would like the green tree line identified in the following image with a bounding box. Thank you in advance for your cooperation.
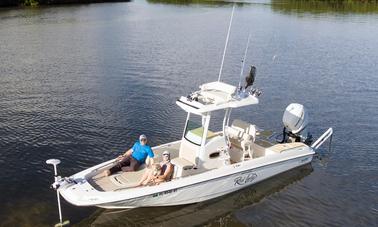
[0,0,129,7]
[1,0,378,8]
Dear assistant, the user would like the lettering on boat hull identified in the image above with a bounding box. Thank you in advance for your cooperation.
[234,172,258,186]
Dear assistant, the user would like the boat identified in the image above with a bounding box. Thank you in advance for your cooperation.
[78,164,314,226]
[45,5,333,226]
[49,76,332,209]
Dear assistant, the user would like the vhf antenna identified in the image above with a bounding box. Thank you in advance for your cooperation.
[238,32,252,91]
[217,4,235,82]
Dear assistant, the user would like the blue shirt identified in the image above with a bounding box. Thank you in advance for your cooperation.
[131,141,154,164]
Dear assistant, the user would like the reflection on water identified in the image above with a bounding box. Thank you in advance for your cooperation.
[75,165,313,227]
[146,0,234,6]
[1,200,52,227]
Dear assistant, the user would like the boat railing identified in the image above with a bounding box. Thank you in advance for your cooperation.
[311,128,333,150]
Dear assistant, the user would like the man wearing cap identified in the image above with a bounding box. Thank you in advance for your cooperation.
[105,134,154,176]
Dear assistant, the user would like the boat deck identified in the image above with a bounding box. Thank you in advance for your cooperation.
[88,142,181,192]
[87,131,307,192]
[90,167,147,191]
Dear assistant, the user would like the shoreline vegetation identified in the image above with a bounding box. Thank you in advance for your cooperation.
[0,1,377,14]
[0,0,378,8]
[148,0,378,13]
[0,0,130,7]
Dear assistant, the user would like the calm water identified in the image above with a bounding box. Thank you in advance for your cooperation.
[1,0,378,226]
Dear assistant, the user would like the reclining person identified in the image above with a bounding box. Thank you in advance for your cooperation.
[104,134,154,176]
[137,164,162,186]
[137,151,173,186]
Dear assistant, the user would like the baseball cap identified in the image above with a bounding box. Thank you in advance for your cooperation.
[139,134,147,141]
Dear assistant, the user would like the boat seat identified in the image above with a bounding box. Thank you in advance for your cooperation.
[171,157,195,178]
[227,119,256,161]
[172,164,178,179]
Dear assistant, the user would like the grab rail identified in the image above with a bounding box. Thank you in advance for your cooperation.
[311,128,333,150]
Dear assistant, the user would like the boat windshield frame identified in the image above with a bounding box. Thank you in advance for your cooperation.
[183,115,204,146]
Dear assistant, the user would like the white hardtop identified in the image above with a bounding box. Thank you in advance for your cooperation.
[176,81,259,115]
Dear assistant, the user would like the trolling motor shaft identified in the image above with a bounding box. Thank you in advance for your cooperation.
[46,159,70,227]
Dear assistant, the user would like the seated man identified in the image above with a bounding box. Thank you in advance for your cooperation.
[105,134,154,176]
[137,151,174,186]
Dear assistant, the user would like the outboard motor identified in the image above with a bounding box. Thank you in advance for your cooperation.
[281,103,312,145]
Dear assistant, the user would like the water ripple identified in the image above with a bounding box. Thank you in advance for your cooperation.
[1,1,378,226]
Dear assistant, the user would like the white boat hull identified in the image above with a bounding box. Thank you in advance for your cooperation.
[99,155,312,208]
[60,149,313,209]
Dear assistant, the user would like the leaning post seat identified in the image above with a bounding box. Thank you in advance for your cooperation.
[226,119,256,161]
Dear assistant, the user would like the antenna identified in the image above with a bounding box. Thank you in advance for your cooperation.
[238,33,252,90]
[217,4,235,82]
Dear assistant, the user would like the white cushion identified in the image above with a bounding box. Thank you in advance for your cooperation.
[171,157,194,168]
[231,119,256,138]
[226,126,243,139]
[200,81,236,96]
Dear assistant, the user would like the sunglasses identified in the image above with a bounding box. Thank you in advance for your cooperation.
[140,138,147,142]
[163,153,169,156]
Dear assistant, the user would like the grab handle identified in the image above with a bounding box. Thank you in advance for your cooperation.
[311,128,333,150]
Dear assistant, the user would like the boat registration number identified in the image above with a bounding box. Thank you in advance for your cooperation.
[152,189,178,197]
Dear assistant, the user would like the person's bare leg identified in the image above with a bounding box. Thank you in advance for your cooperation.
[142,172,156,186]
[94,169,111,180]
[137,169,150,186]
[154,178,165,184]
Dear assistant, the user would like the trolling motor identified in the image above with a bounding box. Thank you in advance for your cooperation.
[46,159,70,227]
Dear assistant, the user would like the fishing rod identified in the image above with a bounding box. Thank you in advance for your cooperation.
[238,32,252,91]
[217,3,235,82]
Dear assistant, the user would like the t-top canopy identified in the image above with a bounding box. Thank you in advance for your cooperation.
[176,81,259,114]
